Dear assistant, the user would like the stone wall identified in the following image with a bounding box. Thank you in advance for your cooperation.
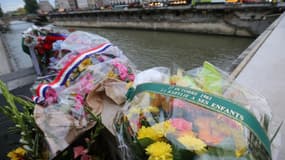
[50,5,283,37]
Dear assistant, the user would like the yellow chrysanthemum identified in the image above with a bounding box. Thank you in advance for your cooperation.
[235,147,247,157]
[152,121,175,137]
[138,126,161,141]
[7,147,26,160]
[177,135,207,154]
[107,71,118,79]
[146,141,173,160]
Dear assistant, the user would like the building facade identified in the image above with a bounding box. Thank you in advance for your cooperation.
[87,0,96,8]
[38,0,53,13]
[68,0,78,9]
[55,0,71,9]
[77,0,89,9]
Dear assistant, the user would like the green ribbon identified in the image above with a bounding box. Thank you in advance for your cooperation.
[126,83,271,157]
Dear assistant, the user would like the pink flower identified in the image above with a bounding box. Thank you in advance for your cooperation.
[75,94,84,110]
[45,88,58,104]
[113,61,129,81]
[97,55,105,62]
[120,72,128,81]
[79,73,94,94]
[170,118,192,132]
[128,74,135,81]
[73,146,87,159]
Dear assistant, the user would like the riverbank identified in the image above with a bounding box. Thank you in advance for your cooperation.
[231,12,285,159]
[0,22,36,91]
[51,4,284,37]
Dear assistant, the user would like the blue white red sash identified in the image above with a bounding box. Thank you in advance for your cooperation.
[34,43,112,103]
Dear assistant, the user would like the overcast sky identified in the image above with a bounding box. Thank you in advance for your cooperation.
[0,0,55,12]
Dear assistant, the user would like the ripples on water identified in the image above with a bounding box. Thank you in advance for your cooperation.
[77,28,253,72]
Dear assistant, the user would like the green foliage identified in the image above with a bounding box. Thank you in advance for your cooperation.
[16,8,27,15]
[0,6,3,17]
[138,137,154,148]
[0,80,47,159]
[23,0,38,14]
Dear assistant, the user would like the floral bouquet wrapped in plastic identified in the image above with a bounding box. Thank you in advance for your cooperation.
[29,31,136,158]
[114,62,281,160]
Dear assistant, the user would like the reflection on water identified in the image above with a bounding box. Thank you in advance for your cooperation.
[77,28,253,72]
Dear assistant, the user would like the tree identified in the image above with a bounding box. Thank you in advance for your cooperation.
[23,0,39,13]
[0,4,3,17]
[16,8,27,15]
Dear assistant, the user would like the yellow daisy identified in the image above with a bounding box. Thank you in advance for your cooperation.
[137,126,161,141]
[7,147,26,160]
[177,135,207,154]
[152,121,175,137]
[145,141,173,160]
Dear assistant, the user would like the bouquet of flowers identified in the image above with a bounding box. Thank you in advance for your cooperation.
[1,30,136,160]
[22,25,68,75]
[114,62,281,160]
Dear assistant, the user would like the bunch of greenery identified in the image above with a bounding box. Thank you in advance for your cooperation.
[0,80,118,160]
[0,80,47,159]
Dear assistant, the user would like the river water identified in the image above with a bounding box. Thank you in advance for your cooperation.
[78,27,253,72]
[0,21,253,158]
[3,21,34,70]
[3,21,253,72]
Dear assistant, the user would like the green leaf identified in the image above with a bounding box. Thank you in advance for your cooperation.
[206,146,237,158]
[0,80,17,109]
[173,148,196,160]
[198,61,223,94]
[14,96,34,110]
[138,137,155,148]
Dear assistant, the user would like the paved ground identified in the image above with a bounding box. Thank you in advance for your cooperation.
[236,13,285,160]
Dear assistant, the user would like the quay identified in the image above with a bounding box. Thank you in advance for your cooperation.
[0,33,12,75]
[51,3,285,37]
[231,12,285,159]
[0,24,36,91]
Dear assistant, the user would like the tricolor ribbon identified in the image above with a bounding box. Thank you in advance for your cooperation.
[34,43,112,102]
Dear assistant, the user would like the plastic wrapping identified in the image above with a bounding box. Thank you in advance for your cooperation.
[29,30,137,158]
[19,27,281,160]
[61,31,110,52]
[114,62,281,160]
[33,55,136,156]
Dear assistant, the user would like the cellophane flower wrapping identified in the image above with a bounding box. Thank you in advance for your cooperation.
[31,31,137,158]
[114,62,281,160]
